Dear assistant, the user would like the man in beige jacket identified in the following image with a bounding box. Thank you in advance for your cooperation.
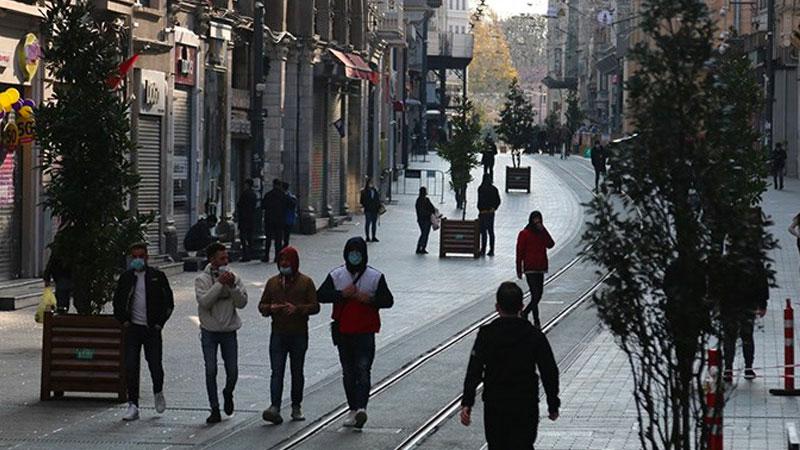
[196,243,248,424]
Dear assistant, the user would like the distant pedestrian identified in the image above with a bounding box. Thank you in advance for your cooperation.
[415,187,437,254]
[262,179,287,263]
[236,179,258,262]
[591,141,607,191]
[477,174,501,257]
[43,252,72,314]
[113,243,174,422]
[259,246,320,424]
[516,211,555,328]
[482,135,498,176]
[789,212,800,256]
[360,178,381,242]
[184,215,218,254]
[196,243,248,423]
[772,143,787,190]
[282,182,298,248]
[317,237,394,429]
[461,282,560,450]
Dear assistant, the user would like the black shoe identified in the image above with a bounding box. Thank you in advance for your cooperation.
[206,408,221,424]
[241,258,251,262]
[744,368,757,380]
[372,238,379,243]
[421,249,429,254]
[723,370,733,384]
[487,250,494,257]
[261,257,270,263]
[223,391,234,416]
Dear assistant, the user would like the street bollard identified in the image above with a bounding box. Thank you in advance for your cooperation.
[770,299,800,396]
[706,348,723,450]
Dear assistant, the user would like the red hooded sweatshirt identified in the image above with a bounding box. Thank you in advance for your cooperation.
[516,226,555,273]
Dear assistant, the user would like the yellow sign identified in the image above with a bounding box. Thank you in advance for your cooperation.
[1,122,19,152]
[17,116,34,145]
[18,33,42,82]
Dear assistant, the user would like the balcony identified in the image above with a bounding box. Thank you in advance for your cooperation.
[428,31,473,59]
[372,0,405,46]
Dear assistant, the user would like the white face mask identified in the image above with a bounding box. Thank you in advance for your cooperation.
[216,265,229,274]
[279,266,293,277]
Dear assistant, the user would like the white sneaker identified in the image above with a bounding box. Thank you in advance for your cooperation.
[354,409,367,429]
[122,403,140,421]
[154,391,166,414]
[342,410,357,427]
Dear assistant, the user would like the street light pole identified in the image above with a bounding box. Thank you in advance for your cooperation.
[252,1,266,252]
[766,0,775,151]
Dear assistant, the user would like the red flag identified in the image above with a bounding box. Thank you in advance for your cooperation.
[106,54,139,88]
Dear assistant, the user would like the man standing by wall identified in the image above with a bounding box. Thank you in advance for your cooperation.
[236,179,258,261]
[262,179,287,263]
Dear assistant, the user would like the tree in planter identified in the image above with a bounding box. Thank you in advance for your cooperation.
[564,90,584,157]
[495,78,536,167]
[581,1,774,448]
[39,0,149,314]
[437,98,482,219]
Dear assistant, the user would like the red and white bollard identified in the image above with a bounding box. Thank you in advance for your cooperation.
[770,299,800,396]
[706,348,723,450]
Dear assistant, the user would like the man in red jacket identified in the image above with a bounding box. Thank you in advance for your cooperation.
[516,211,555,328]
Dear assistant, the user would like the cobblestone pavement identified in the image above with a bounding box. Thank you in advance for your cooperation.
[0,152,587,449]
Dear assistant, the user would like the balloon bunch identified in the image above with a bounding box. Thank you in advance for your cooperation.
[0,88,35,120]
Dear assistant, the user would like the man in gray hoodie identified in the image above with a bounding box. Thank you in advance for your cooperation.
[196,242,248,424]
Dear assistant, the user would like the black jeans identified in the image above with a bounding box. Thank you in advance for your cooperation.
[723,314,755,371]
[774,167,785,190]
[269,332,309,408]
[264,224,284,260]
[337,333,376,410]
[54,278,72,312]
[594,167,605,190]
[524,272,545,326]
[125,324,164,406]
[484,402,538,450]
[479,213,496,254]
[483,163,494,176]
[417,220,432,252]
[201,329,238,409]
[365,212,378,240]
[283,224,293,248]
[239,226,253,260]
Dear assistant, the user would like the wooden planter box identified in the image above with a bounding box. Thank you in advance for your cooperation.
[40,311,127,401]
[439,218,480,258]
[506,166,532,193]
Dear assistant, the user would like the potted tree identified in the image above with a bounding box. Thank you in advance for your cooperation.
[436,98,482,258]
[38,0,149,401]
[496,78,535,193]
[564,90,584,158]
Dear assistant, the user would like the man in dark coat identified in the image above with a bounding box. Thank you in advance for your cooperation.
[477,174,501,256]
[591,141,607,191]
[772,143,787,190]
[262,179,287,263]
[360,178,381,242]
[461,282,560,450]
[184,215,218,254]
[481,135,498,176]
[236,179,258,261]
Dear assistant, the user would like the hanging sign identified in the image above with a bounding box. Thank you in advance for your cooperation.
[1,122,19,153]
[17,115,35,144]
[18,33,42,82]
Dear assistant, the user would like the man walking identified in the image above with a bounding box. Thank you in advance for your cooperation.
[772,142,787,190]
[481,135,498,176]
[236,179,258,261]
[317,237,394,429]
[282,182,298,248]
[360,178,381,242]
[516,211,555,328]
[259,246,320,424]
[477,174,501,257]
[591,141,607,191]
[262,179,287,262]
[461,282,560,450]
[196,243,249,423]
[113,243,174,421]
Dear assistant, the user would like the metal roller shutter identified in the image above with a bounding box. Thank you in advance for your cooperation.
[137,116,162,255]
[173,89,192,248]
[0,150,19,281]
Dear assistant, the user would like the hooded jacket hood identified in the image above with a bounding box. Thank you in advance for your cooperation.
[277,246,300,276]
[343,237,368,274]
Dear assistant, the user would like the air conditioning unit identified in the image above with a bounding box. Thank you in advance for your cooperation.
[179,59,192,75]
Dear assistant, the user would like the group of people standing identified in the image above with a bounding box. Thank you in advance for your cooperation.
[235,178,299,263]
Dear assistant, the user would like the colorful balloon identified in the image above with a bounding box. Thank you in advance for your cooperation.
[0,93,10,112]
[23,99,35,108]
[5,88,20,104]
[12,100,22,112]
[18,106,33,119]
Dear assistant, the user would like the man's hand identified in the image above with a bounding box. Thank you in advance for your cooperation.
[355,291,372,304]
[154,324,162,331]
[283,303,297,315]
[548,410,559,421]
[460,406,471,426]
[342,284,357,298]
[756,308,767,318]
[219,272,235,286]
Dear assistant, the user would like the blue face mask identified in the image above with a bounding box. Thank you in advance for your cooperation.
[347,251,363,266]
[130,258,145,272]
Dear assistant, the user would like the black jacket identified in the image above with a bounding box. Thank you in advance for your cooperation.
[477,183,501,212]
[237,188,258,228]
[262,188,287,227]
[772,147,787,170]
[112,267,175,328]
[415,196,436,223]
[462,317,560,413]
[481,144,497,166]
[591,145,606,169]
[360,187,381,214]
[184,219,215,252]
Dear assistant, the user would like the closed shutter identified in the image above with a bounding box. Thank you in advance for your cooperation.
[311,82,325,211]
[0,150,19,281]
[329,92,342,213]
[173,89,192,248]
[137,116,162,255]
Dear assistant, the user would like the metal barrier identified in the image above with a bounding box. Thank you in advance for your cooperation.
[391,168,446,204]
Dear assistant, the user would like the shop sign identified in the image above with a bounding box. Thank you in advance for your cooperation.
[18,33,42,82]
[1,122,19,153]
[140,70,166,116]
[173,155,188,181]
[175,45,196,86]
[17,116,35,144]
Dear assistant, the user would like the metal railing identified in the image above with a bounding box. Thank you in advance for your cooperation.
[390,168,446,204]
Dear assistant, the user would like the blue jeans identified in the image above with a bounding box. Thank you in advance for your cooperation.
[365,212,378,240]
[269,332,309,408]
[201,329,238,409]
[337,333,376,410]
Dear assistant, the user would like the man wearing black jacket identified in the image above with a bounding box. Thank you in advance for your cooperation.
[477,174,501,257]
[461,282,560,449]
[262,179,288,262]
[113,243,175,421]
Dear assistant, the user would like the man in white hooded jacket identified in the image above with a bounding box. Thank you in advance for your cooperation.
[195,243,248,424]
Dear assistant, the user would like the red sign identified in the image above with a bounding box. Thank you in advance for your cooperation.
[175,45,197,86]
[0,156,14,205]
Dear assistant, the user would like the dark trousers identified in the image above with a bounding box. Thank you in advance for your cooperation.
[484,402,538,450]
[417,220,432,251]
[524,272,545,326]
[479,213,496,254]
[125,324,164,407]
[201,329,238,409]
[283,224,293,248]
[337,333,376,410]
[239,226,253,260]
[774,167,785,190]
[269,332,309,408]
[483,163,494,176]
[365,212,378,240]
[54,278,72,312]
[594,167,604,190]
[723,314,755,371]
[264,224,284,261]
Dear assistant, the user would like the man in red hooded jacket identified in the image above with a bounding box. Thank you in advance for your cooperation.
[516,211,555,328]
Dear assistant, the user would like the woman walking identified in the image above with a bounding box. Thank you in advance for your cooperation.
[415,187,437,254]
[516,211,555,328]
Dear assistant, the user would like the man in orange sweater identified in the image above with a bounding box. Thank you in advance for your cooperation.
[516,211,555,328]
[259,246,320,424]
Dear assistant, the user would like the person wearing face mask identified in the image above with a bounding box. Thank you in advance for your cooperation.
[516,211,555,329]
[258,246,320,424]
[195,243,249,424]
[113,243,175,422]
[317,237,394,429]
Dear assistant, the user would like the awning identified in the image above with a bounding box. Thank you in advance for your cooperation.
[329,49,378,85]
